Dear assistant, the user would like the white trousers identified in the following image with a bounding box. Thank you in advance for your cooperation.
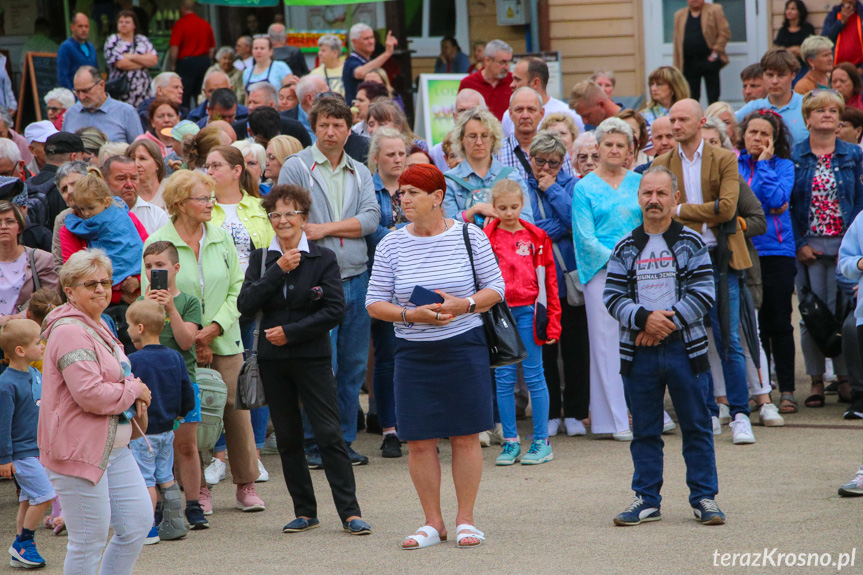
[707,319,771,398]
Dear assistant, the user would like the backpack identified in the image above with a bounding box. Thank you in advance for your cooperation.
[22,180,51,229]
[196,367,228,452]
[444,167,514,226]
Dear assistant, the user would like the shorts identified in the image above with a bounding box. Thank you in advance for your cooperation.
[130,431,175,488]
[179,382,202,424]
[13,457,55,505]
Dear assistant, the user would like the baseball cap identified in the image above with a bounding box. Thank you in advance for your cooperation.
[23,121,59,145]
[162,120,200,141]
[44,132,86,155]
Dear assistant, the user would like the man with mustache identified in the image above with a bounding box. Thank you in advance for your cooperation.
[458,40,514,120]
[603,165,724,527]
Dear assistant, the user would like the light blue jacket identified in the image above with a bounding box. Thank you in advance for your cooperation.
[839,211,863,325]
[443,158,534,224]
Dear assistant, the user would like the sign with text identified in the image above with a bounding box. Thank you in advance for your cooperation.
[414,74,467,148]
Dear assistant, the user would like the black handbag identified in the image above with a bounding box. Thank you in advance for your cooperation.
[236,249,267,409]
[462,223,528,368]
[798,265,845,358]
[105,37,134,100]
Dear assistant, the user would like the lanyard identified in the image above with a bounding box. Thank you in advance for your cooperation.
[245,60,274,92]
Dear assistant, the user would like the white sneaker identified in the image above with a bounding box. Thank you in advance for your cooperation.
[612,430,633,442]
[730,414,756,444]
[757,403,785,427]
[662,411,676,434]
[256,459,269,483]
[489,423,505,445]
[564,417,587,436]
[712,416,722,436]
[261,433,278,455]
[478,431,491,447]
[718,404,731,424]
[548,418,562,437]
[204,458,226,485]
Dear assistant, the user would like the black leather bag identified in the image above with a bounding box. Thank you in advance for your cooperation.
[798,266,844,358]
[462,224,527,368]
[105,75,131,100]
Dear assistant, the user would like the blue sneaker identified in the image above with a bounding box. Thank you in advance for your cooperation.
[305,445,323,470]
[144,525,160,545]
[692,499,726,525]
[9,537,46,568]
[613,497,661,526]
[521,439,553,465]
[495,441,521,466]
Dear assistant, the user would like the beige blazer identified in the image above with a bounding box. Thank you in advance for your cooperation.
[673,3,732,72]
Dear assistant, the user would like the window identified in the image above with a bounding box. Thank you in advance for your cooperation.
[406,0,468,58]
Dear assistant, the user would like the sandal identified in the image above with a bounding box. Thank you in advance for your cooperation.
[805,394,825,408]
[778,393,798,414]
[456,524,486,549]
[401,526,447,550]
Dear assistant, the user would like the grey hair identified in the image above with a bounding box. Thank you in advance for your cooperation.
[455,88,487,109]
[0,138,20,162]
[483,39,513,60]
[450,107,505,158]
[369,127,409,161]
[60,248,113,289]
[268,24,287,44]
[44,87,75,109]
[74,66,101,84]
[203,68,229,87]
[98,142,129,166]
[702,116,734,151]
[236,35,252,48]
[573,131,598,150]
[800,35,834,64]
[55,160,90,186]
[318,34,343,52]
[0,107,12,130]
[249,82,278,105]
[510,86,542,109]
[641,165,679,193]
[151,72,181,97]
[529,130,566,159]
[350,23,372,42]
[232,138,266,171]
[214,46,236,61]
[295,75,326,103]
[590,69,616,87]
[594,117,633,148]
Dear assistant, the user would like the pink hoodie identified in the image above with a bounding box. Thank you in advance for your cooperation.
[37,303,142,484]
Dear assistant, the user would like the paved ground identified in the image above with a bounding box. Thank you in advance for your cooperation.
[2,326,862,574]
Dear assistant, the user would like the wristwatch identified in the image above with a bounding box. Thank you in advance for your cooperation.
[466,296,477,314]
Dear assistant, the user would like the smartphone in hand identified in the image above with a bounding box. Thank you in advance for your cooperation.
[150,269,168,291]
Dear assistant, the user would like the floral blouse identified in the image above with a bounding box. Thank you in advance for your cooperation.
[104,34,156,108]
[0,252,27,316]
[809,154,843,237]
[390,191,408,226]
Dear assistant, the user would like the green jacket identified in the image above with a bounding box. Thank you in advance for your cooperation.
[142,221,244,356]
[210,191,274,251]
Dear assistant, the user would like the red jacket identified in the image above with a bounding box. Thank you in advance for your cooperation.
[484,219,561,344]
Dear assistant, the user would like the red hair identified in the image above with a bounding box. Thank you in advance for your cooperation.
[397,163,445,195]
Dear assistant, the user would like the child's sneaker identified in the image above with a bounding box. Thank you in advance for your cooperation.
[9,537,46,568]
[185,502,210,529]
[838,466,863,497]
[495,441,521,466]
[521,439,553,465]
[144,524,160,545]
[199,487,213,516]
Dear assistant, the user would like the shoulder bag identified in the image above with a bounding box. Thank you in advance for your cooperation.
[236,249,268,409]
[105,36,134,100]
[798,263,846,358]
[530,181,584,307]
[462,223,527,368]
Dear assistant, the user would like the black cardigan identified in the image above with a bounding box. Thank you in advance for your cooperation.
[237,243,345,360]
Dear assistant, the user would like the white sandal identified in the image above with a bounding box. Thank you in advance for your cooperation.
[401,525,447,550]
[456,524,485,549]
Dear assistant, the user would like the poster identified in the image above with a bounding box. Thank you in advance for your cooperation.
[414,74,467,147]
[3,0,37,36]
[512,51,564,101]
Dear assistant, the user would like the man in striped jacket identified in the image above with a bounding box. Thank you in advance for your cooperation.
[603,166,724,527]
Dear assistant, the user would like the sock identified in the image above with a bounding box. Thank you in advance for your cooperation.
[185,500,200,508]
[382,430,396,437]
[19,528,35,542]
[367,397,377,414]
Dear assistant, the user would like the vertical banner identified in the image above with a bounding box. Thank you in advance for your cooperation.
[414,74,466,147]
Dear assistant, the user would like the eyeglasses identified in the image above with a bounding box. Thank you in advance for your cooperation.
[203,162,228,171]
[0,218,18,229]
[576,153,600,162]
[74,279,113,291]
[533,158,562,169]
[74,82,100,95]
[464,133,491,143]
[186,194,216,204]
[267,211,305,221]
[46,106,64,113]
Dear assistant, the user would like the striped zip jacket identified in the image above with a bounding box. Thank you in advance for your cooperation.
[603,220,715,376]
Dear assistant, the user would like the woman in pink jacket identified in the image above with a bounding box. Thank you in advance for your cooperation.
[38,249,153,575]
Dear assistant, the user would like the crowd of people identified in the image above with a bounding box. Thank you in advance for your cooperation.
[5,0,863,568]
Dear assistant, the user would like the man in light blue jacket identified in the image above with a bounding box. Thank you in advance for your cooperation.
[278,94,380,467]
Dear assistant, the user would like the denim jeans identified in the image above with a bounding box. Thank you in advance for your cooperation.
[708,266,750,419]
[494,305,550,440]
[623,339,718,508]
[370,318,397,429]
[48,447,152,575]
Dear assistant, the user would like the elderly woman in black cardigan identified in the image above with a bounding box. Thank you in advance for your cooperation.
[237,184,371,537]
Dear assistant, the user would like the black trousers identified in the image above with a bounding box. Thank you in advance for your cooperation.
[683,58,722,104]
[847,319,862,393]
[543,299,590,420]
[259,357,361,522]
[758,256,797,393]
[176,55,211,110]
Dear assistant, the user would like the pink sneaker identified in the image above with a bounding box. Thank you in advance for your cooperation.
[199,486,213,516]
[235,483,265,512]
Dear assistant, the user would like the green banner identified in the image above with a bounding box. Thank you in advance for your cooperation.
[197,0,280,5]
[283,0,387,4]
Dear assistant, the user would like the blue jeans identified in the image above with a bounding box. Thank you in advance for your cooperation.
[623,339,718,508]
[708,266,750,419]
[370,318,397,429]
[494,305,549,440]
[305,271,371,445]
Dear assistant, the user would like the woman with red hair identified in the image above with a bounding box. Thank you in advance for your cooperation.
[366,163,506,550]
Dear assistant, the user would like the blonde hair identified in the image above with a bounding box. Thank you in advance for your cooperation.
[183,125,223,170]
[60,249,113,289]
[705,101,740,142]
[0,319,41,357]
[267,135,303,164]
[71,173,112,206]
[645,66,690,109]
[126,299,166,335]
[802,89,846,122]
[97,142,129,166]
[539,112,579,141]
[27,287,62,328]
[451,107,505,157]
[800,35,835,63]
[491,179,523,204]
[569,80,607,110]
[163,170,215,217]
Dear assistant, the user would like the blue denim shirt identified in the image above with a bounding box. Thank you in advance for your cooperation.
[443,157,534,224]
[790,138,863,249]
[366,173,408,269]
[526,171,578,298]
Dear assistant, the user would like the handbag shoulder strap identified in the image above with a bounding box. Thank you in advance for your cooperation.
[251,249,267,356]
[27,248,40,292]
[462,223,480,293]
[512,146,532,177]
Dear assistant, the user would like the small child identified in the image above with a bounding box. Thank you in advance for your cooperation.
[0,319,54,568]
[484,180,561,466]
[141,241,206,528]
[126,300,196,545]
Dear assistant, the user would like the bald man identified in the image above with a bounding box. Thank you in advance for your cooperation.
[429,89,487,172]
[634,116,675,174]
[651,99,756,446]
[188,71,249,125]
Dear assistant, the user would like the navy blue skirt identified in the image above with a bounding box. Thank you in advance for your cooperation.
[393,326,494,441]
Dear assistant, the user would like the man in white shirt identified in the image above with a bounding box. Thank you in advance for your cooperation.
[429,89,486,173]
[502,58,584,137]
[104,155,168,234]
[234,36,253,72]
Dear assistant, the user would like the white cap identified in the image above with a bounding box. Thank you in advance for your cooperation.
[24,121,59,145]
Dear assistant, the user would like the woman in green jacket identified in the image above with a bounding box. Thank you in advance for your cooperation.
[143,170,266,516]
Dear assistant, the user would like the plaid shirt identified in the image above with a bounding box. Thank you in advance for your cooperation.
[495,134,575,183]
[603,220,715,376]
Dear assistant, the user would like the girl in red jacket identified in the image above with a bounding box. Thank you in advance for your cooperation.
[485,180,561,466]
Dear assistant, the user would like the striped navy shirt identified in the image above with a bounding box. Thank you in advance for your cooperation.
[366,221,506,341]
